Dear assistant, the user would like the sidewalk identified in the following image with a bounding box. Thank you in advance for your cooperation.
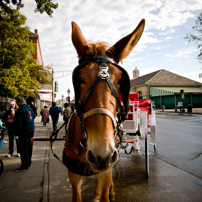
[155,107,202,115]
[0,116,70,202]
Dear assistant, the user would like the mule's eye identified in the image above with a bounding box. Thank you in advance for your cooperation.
[78,77,85,85]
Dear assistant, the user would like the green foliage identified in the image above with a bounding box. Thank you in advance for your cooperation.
[0,0,58,17]
[35,0,58,17]
[185,12,202,64]
[40,64,52,84]
[0,6,48,98]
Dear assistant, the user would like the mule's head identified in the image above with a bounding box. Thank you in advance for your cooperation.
[71,20,145,172]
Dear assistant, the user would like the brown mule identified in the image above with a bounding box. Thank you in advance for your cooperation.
[63,19,145,202]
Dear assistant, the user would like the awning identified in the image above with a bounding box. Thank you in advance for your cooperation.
[150,87,202,97]
[39,93,52,101]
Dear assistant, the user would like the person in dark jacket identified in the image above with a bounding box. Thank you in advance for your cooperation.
[49,102,61,132]
[29,101,37,118]
[2,99,20,157]
[14,97,35,172]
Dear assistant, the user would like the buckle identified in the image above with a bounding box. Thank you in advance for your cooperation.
[98,62,110,79]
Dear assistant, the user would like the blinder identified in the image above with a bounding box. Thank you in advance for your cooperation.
[72,54,130,123]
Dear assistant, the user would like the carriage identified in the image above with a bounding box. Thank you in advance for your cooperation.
[117,92,157,178]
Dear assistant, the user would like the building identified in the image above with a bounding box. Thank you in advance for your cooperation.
[130,68,202,109]
[29,29,43,65]
[28,30,53,113]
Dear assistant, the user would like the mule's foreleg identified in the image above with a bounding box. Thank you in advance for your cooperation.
[68,169,83,202]
[109,180,115,202]
[93,168,115,202]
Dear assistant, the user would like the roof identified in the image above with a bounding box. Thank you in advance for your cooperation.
[29,32,38,39]
[130,69,202,87]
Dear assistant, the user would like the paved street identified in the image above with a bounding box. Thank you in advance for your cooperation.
[154,112,202,179]
[0,111,202,202]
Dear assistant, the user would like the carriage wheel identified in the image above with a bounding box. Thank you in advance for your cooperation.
[0,159,3,176]
[145,131,149,179]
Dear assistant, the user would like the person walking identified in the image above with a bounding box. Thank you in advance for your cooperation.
[63,103,72,136]
[41,106,49,126]
[29,101,37,118]
[14,97,35,172]
[2,100,20,157]
[49,102,61,132]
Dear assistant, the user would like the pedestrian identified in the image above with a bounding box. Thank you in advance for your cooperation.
[0,116,5,146]
[41,106,49,126]
[2,99,20,158]
[29,101,37,118]
[63,103,72,137]
[14,97,35,172]
[70,103,75,112]
[49,102,61,132]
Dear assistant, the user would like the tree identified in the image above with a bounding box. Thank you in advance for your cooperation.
[0,6,49,98]
[185,12,202,64]
[0,0,58,17]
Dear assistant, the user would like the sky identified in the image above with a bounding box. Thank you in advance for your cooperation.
[20,0,202,101]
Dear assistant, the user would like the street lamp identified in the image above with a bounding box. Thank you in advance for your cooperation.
[67,88,70,103]
[62,94,64,107]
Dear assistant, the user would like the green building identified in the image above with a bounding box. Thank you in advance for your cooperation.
[130,69,202,109]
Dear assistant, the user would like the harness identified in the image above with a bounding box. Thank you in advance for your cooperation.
[71,54,130,155]
[51,54,130,176]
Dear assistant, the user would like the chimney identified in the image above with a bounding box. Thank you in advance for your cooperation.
[133,67,139,79]
[34,29,38,34]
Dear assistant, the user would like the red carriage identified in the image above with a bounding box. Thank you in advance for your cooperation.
[117,93,157,178]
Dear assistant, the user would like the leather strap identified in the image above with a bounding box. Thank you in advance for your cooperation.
[106,78,124,122]
[83,108,117,128]
[80,77,102,113]
[79,76,124,123]
[79,55,115,64]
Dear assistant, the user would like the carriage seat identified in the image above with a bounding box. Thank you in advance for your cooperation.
[120,93,151,120]
[128,99,151,120]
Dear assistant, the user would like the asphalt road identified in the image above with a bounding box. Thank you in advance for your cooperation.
[154,112,202,179]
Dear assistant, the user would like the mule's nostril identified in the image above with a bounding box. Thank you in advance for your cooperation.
[87,150,95,164]
[110,150,118,164]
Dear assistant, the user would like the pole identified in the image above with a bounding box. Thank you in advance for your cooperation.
[52,68,54,104]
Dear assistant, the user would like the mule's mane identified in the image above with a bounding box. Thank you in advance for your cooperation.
[84,41,110,56]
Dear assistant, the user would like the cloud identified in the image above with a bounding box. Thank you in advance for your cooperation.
[159,28,176,35]
[165,48,197,59]
[19,0,202,99]
[152,44,171,50]
[165,36,172,40]
[141,32,163,44]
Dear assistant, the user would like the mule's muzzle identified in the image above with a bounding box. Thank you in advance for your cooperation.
[87,150,118,172]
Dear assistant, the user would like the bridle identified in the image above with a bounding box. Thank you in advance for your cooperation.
[70,54,130,155]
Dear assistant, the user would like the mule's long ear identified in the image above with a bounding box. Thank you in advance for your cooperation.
[106,19,145,63]
[72,21,88,57]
